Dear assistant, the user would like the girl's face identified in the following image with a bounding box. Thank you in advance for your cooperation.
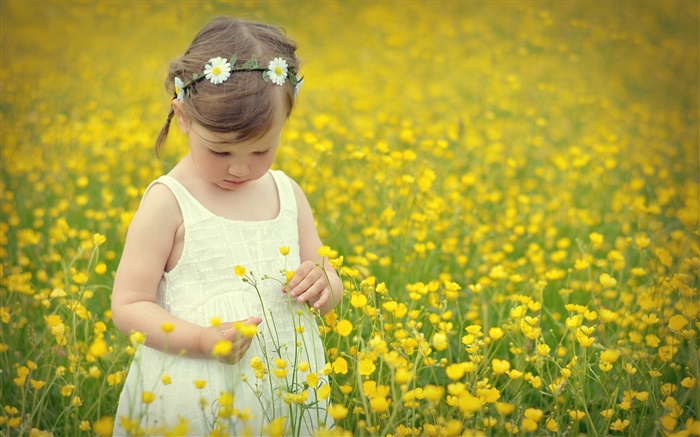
[187,120,282,191]
[173,95,287,191]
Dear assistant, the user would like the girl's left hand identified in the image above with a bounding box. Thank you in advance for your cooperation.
[284,260,332,311]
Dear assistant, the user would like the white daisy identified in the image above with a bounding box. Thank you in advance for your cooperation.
[267,57,288,86]
[174,77,185,102]
[204,57,231,84]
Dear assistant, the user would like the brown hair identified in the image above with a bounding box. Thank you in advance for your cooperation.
[155,16,299,156]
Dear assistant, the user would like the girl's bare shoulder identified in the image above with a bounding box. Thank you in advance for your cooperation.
[131,181,183,233]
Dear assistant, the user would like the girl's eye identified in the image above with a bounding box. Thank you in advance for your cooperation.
[210,150,229,157]
[253,150,269,156]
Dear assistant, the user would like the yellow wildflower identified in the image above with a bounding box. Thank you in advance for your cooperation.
[141,391,156,404]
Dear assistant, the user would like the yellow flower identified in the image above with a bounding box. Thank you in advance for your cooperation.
[681,376,696,388]
[129,330,145,345]
[219,391,235,407]
[491,358,510,375]
[668,314,688,331]
[568,410,586,420]
[193,380,207,389]
[521,418,538,432]
[600,349,621,363]
[431,331,448,351]
[233,321,258,338]
[317,383,331,400]
[524,408,543,422]
[89,337,108,358]
[335,319,353,337]
[60,384,75,396]
[234,265,247,277]
[576,331,595,347]
[600,409,615,418]
[307,372,319,387]
[285,270,295,282]
[279,246,290,256]
[329,256,344,268]
[424,384,445,403]
[599,273,617,288]
[93,417,114,437]
[350,292,368,308]
[328,404,348,420]
[359,358,376,376]
[93,233,106,246]
[318,245,338,258]
[142,391,156,404]
[395,366,413,384]
[49,288,67,298]
[589,232,604,246]
[506,369,523,380]
[545,418,559,432]
[477,387,501,403]
[445,363,465,380]
[268,417,286,437]
[273,368,288,378]
[212,340,232,357]
[94,262,107,275]
[536,343,551,356]
[161,373,172,385]
[161,322,175,333]
[332,357,348,375]
[370,396,390,413]
[488,327,504,340]
[30,379,46,390]
[495,402,515,415]
[610,419,630,431]
[634,233,650,248]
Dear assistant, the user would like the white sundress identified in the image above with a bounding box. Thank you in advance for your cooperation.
[113,170,333,437]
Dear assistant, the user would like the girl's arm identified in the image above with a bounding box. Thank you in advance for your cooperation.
[111,184,254,359]
[287,179,343,315]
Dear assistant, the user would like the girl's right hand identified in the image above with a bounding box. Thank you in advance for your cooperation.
[200,317,262,364]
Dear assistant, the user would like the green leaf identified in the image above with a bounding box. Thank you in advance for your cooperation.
[229,54,237,66]
[241,54,259,69]
[261,71,269,83]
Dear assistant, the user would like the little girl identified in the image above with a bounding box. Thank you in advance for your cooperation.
[111,16,342,436]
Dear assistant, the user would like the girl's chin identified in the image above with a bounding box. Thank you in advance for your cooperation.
[219,179,249,189]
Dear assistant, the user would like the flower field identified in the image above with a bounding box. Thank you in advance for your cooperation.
[2,1,699,436]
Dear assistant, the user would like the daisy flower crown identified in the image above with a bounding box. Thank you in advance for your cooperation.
[174,55,303,103]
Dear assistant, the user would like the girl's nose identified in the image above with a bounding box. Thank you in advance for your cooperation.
[228,163,249,178]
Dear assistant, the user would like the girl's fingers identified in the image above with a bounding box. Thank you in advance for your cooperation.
[311,287,330,309]
[290,269,324,297]
[288,261,316,289]
[296,280,326,303]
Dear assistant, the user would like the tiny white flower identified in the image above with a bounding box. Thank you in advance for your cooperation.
[267,57,288,86]
[204,57,232,85]
[294,75,304,98]
[174,77,185,102]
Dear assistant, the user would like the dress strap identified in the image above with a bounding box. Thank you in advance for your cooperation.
[269,170,298,215]
[143,176,212,226]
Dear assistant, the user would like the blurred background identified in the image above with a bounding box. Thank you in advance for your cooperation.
[1,2,698,435]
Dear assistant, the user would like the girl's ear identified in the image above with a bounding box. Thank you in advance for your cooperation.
[172,99,190,134]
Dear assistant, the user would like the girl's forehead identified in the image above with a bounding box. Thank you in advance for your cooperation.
[192,86,289,146]
[193,116,284,148]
